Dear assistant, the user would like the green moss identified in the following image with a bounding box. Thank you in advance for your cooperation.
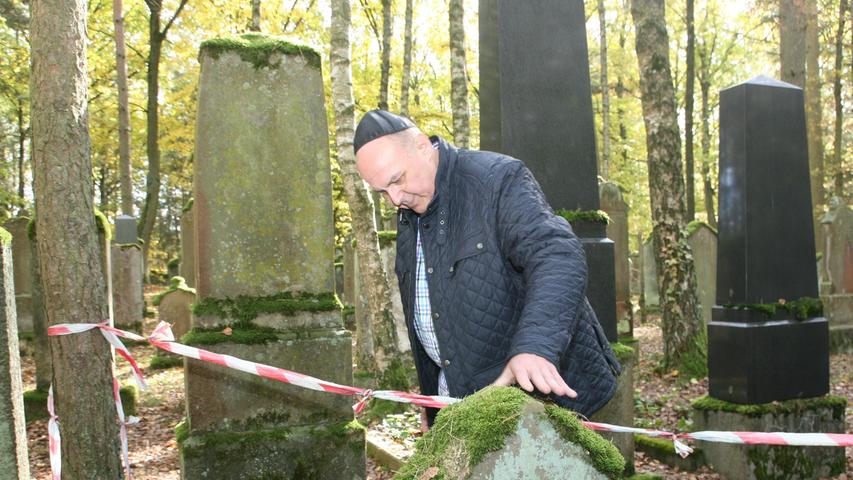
[182,198,194,213]
[341,305,355,318]
[395,386,529,479]
[377,230,398,248]
[26,210,112,241]
[200,33,321,69]
[554,208,610,225]
[149,353,184,370]
[191,291,339,324]
[635,434,677,455]
[692,395,847,419]
[722,296,823,320]
[610,341,635,363]
[152,276,196,306]
[747,441,845,478]
[24,385,136,422]
[545,404,626,479]
[181,324,280,346]
[685,220,717,237]
[175,418,189,444]
[0,226,11,246]
[167,257,180,269]
[676,326,708,378]
[624,474,663,480]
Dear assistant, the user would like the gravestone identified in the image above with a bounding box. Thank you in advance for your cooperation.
[600,182,631,333]
[155,276,196,341]
[687,222,717,325]
[180,200,196,288]
[181,34,363,479]
[28,228,50,391]
[2,218,32,333]
[342,235,355,306]
[397,386,624,479]
[820,198,853,352]
[111,242,144,332]
[709,75,828,404]
[640,237,660,309]
[480,0,617,341]
[0,228,30,479]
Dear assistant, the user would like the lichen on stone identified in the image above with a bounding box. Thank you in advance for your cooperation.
[200,33,321,69]
[610,341,635,363]
[721,296,824,320]
[685,220,717,237]
[191,291,340,325]
[554,208,611,225]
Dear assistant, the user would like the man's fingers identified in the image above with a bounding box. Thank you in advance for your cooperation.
[548,372,577,398]
[529,369,552,394]
[492,366,514,387]
[513,366,534,392]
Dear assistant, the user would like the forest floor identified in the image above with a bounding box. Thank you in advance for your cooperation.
[21,286,853,479]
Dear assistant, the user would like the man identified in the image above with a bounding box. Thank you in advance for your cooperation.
[354,109,620,425]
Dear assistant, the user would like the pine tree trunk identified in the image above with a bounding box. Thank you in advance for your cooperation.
[597,0,610,177]
[684,0,695,220]
[399,0,414,117]
[30,0,124,474]
[378,0,392,111]
[832,0,847,197]
[805,1,824,244]
[779,0,806,88]
[114,0,133,216]
[631,0,706,376]
[449,0,469,147]
[330,0,403,379]
[16,102,24,201]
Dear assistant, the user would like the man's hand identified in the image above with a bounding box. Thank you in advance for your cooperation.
[492,353,577,398]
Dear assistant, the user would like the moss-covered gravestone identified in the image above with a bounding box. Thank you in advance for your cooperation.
[687,221,717,325]
[396,387,624,480]
[0,227,30,479]
[155,277,196,340]
[590,341,636,475]
[180,199,196,288]
[2,218,32,334]
[820,198,853,353]
[600,182,631,333]
[181,34,364,479]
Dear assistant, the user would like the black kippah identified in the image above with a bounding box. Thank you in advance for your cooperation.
[354,109,416,154]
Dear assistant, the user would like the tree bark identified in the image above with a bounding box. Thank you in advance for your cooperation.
[779,0,806,88]
[330,0,403,378]
[449,0,469,147]
[631,0,706,375]
[805,0,824,244]
[30,0,124,474]
[699,72,716,229]
[685,0,695,220]
[378,0,392,111]
[832,0,847,197]
[114,0,133,216]
[139,0,187,276]
[250,0,260,31]
[399,0,414,117]
[16,100,24,201]
[597,0,611,177]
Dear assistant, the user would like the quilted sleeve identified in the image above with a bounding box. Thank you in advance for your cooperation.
[494,161,588,365]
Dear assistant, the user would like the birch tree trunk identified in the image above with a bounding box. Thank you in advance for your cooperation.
[597,0,610,177]
[449,0,469,147]
[114,0,133,215]
[631,0,706,376]
[399,0,414,117]
[684,0,695,220]
[832,0,847,197]
[30,0,124,474]
[330,0,404,383]
[378,0,392,111]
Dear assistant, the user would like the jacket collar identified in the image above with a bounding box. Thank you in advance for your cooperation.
[399,135,457,223]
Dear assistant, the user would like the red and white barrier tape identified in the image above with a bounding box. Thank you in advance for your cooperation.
[45,321,852,478]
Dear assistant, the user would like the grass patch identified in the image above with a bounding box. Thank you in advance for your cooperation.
[149,353,184,370]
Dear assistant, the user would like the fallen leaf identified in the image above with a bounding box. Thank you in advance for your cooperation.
[419,467,439,480]
[222,327,233,336]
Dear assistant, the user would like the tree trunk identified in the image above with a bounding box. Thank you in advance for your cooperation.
[699,75,716,229]
[631,0,706,376]
[684,0,695,220]
[832,0,847,197]
[378,0,392,111]
[597,0,610,177]
[250,0,260,31]
[30,0,124,474]
[16,101,24,201]
[779,0,806,88]
[805,0,824,245]
[330,0,403,381]
[449,0,469,147]
[114,0,133,216]
[399,0,414,117]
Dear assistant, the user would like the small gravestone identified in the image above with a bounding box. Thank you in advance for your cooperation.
[479,0,616,341]
[2,218,32,334]
[589,342,636,475]
[687,222,717,325]
[820,198,853,352]
[600,182,631,333]
[641,237,659,309]
[111,242,144,332]
[114,215,137,245]
[182,34,363,479]
[180,200,196,288]
[0,227,30,479]
[155,277,196,340]
[397,386,624,479]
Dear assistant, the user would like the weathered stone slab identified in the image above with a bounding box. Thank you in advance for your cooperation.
[155,277,196,340]
[820,199,853,353]
[641,237,659,308]
[111,243,144,332]
[180,201,196,288]
[687,222,717,325]
[3,218,32,333]
[590,341,636,475]
[692,395,846,479]
[0,227,30,478]
[600,182,631,332]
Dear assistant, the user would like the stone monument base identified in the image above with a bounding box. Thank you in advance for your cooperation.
[692,395,846,480]
[178,421,365,479]
[822,293,853,353]
[590,340,636,475]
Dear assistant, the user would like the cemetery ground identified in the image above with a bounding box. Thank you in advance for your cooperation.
[18,286,853,479]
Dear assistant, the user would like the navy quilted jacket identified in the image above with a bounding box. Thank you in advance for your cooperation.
[395,137,621,422]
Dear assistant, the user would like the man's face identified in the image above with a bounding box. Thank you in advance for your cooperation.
[356,133,437,214]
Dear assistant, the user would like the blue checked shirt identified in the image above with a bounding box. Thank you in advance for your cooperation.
[413,219,449,396]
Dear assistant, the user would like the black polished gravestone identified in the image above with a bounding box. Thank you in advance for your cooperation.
[479,0,617,341]
[709,76,829,404]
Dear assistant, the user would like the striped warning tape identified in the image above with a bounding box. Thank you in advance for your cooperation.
[44,321,851,478]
